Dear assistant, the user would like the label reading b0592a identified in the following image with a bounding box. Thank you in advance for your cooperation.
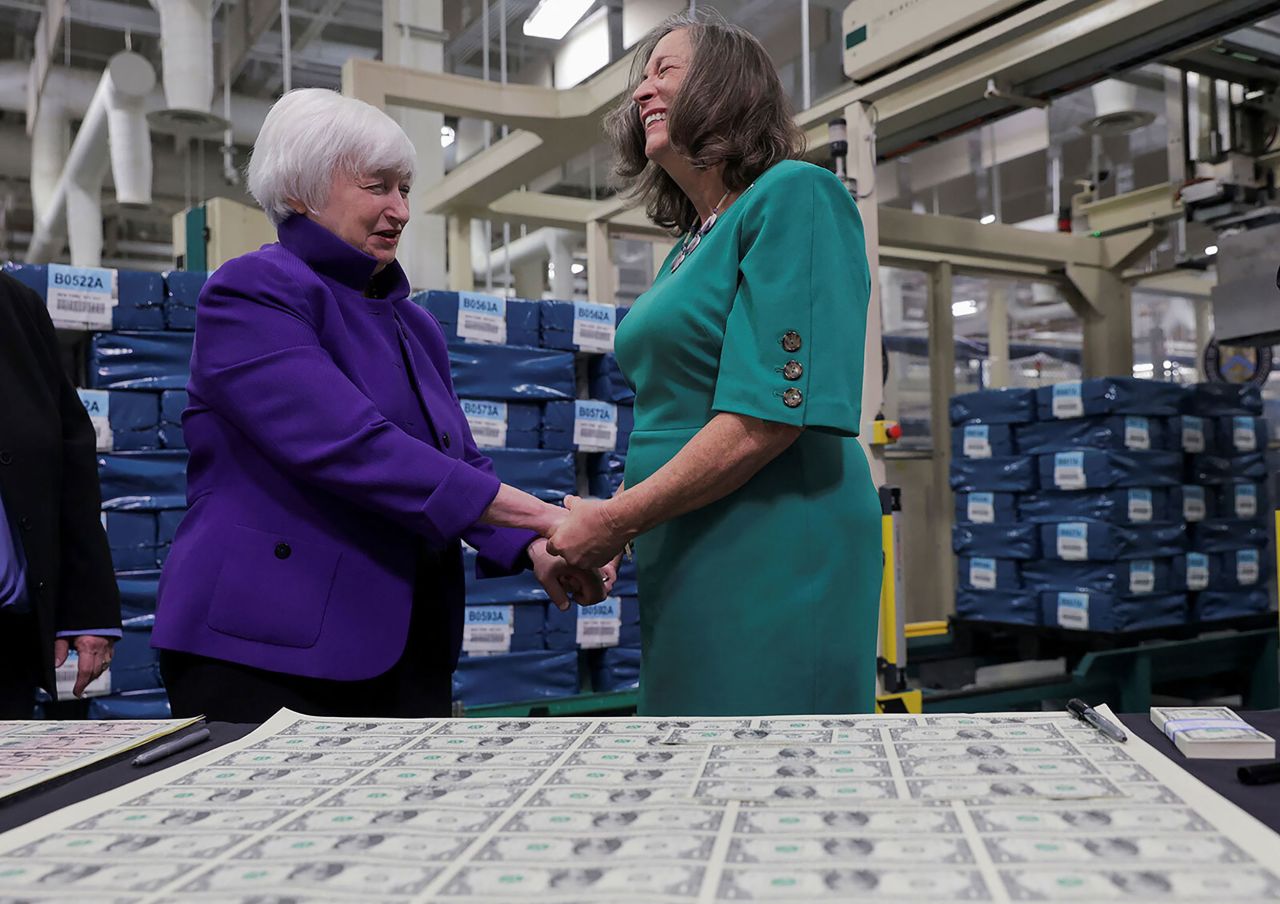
[460,399,508,449]
[576,597,621,648]
[1129,559,1155,594]
[457,292,507,344]
[574,400,618,452]
[1056,522,1089,560]
[572,301,616,353]
[1052,382,1084,419]
[966,492,995,524]
[1054,451,1086,490]
[962,424,992,458]
[1124,416,1150,450]
[1127,488,1153,523]
[1057,592,1089,630]
[462,605,513,654]
[968,557,997,590]
[77,389,112,452]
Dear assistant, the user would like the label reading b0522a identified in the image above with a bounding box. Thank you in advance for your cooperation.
[47,264,117,330]
[572,301,616,353]
[1057,592,1089,630]
[1056,522,1089,560]
[77,389,112,452]
[456,292,507,344]
[460,399,508,449]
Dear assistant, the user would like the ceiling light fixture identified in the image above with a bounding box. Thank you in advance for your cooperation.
[952,299,978,317]
[571,263,585,274]
[1205,244,1218,256]
[980,214,996,225]
[523,0,594,40]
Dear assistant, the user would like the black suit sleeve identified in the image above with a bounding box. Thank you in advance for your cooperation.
[26,292,120,633]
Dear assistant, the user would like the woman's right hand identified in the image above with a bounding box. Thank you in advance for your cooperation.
[480,483,567,537]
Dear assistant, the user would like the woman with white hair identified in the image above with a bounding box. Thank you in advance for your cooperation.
[152,89,607,720]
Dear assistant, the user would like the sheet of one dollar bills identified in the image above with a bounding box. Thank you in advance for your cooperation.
[1150,705,1276,759]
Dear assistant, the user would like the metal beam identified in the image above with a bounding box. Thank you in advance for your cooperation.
[878,206,1106,270]
[220,0,279,93]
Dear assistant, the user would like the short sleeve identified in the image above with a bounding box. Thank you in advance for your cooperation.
[711,164,870,436]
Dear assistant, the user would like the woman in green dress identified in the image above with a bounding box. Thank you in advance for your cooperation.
[546,12,882,716]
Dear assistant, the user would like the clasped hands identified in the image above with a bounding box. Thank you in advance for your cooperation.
[529,496,631,612]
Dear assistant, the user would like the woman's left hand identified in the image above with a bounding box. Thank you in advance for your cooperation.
[546,496,630,571]
[528,538,607,610]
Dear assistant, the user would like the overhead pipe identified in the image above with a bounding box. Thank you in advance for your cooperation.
[147,0,227,136]
[29,99,68,224]
[27,51,157,266]
[470,223,578,289]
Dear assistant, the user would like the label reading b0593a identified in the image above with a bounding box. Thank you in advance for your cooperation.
[968,557,997,590]
[966,492,995,524]
[574,400,618,452]
[1057,522,1089,560]
[77,389,112,452]
[460,399,508,449]
[1052,382,1084,418]
[457,292,507,344]
[576,597,621,648]
[1127,488,1153,523]
[1057,592,1089,630]
[47,264,117,330]
[462,605,513,654]
[1124,416,1151,450]
[572,301,616,353]
[1054,451,1086,490]
[1129,559,1155,594]
[962,424,992,458]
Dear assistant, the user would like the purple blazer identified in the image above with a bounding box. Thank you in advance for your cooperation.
[151,215,537,680]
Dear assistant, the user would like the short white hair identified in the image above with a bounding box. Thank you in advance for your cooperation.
[246,88,417,225]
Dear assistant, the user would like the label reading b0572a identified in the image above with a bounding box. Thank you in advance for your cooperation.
[968,557,997,590]
[460,399,508,449]
[1057,592,1089,630]
[462,605,513,654]
[1129,560,1155,594]
[77,388,112,452]
[574,400,618,452]
[966,492,995,524]
[1124,416,1150,450]
[1127,488,1153,523]
[1052,382,1084,418]
[1054,451,1086,490]
[576,597,621,648]
[1056,522,1089,560]
[457,292,507,344]
[572,301,616,353]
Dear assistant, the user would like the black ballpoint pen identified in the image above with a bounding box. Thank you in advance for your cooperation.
[132,727,212,767]
[1066,698,1128,742]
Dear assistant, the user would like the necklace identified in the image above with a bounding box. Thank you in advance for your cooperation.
[670,190,730,273]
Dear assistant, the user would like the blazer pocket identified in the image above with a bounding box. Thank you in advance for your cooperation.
[206,525,341,649]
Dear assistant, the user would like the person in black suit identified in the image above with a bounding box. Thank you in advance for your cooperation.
[0,271,120,717]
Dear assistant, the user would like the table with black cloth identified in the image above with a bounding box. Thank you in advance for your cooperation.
[2,714,1280,835]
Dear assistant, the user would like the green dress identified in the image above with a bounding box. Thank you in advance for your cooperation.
[613,160,883,717]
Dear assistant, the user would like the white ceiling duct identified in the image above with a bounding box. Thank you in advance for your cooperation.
[27,51,157,266]
[29,100,68,224]
[1082,79,1156,136]
[147,0,228,136]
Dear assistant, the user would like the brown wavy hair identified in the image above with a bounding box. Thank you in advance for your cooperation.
[603,11,806,235]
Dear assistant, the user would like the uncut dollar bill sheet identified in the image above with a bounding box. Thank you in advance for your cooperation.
[0,718,201,801]
[0,708,1277,902]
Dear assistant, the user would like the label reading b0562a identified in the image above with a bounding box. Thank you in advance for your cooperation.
[1124,416,1150,450]
[966,492,995,524]
[572,301,616,353]
[1129,560,1155,594]
[576,597,621,648]
[1057,592,1089,630]
[1127,488,1153,523]
[460,399,508,449]
[574,400,618,452]
[1056,522,1089,560]
[968,557,997,590]
[462,605,513,654]
[1054,451,1086,490]
[1052,382,1083,419]
[457,292,507,344]
[77,389,112,452]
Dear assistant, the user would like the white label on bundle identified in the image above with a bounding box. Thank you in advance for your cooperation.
[1057,522,1089,560]
[77,389,112,452]
[47,264,117,330]
[1127,488,1153,523]
[1129,559,1155,594]
[1124,416,1151,450]
[460,399,508,449]
[574,400,618,452]
[1181,416,1206,453]
[1235,484,1258,518]
[1237,549,1260,586]
[1233,416,1257,453]
[457,292,507,345]
[967,492,995,524]
[1057,592,1089,630]
[1054,451,1086,490]
[1052,381,1084,418]
[462,605,513,654]
[572,301,616,353]
[963,424,992,458]
[1182,485,1207,521]
[969,557,997,590]
[1186,553,1210,591]
[55,653,111,698]
[576,597,622,649]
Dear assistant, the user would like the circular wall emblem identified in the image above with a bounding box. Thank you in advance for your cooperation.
[1203,336,1273,386]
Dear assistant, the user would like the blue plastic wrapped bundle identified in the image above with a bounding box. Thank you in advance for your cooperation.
[1172,553,1217,592]
[4,263,165,330]
[614,558,639,597]
[954,589,1041,625]
[458,399,542,449]
[87,331,194,390]
[1185,382,1264,417]
[949,456,1037,492]
[1022,558,1173,595]
[1217,482,1267,520]
[1168,415,1215,454]
[156,510,184,565]
[955,492,1018,524]
[115,570,160,613]
[542,401,635,452]
[463,549,548,605]
[1035,377,1184,421]
[588,452,626,498]
[545,596,641,651]
[589,646,640,692]
[111,609,164,692]
[1214,547,1269,590]
[88,689,171,719]
[952,523,1038,559]
[1194,589,1271,622]
[461,602,546,654]
[448,344,575,401]
[97,450,189,510]
[162,270,206,330]
[1189,452,1267,484]
[104,511,158,571]
[948,387,1036,425]
[1036,449,1182,490]
[540,300,620,353]
[414,290,541,346]
[587,354,634,404]
[1170,485,1213,523]
[1191,517,1269,553]
[1041,590,1187,632]
[1038,521,1185,561]
[453,650,579,705]
[77,389,161,452]
[484,449,575,502]
[159,390,187,449]
[1216,416,1269,455]
[1015,415,1166,455]
[950,423,1016,459]
[956,557,1021,590]
[1019,488,1169,525]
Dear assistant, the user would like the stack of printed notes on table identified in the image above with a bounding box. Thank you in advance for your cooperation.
[1151,705,1276,759]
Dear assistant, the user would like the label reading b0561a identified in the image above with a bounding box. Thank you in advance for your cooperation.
[572,301,616,353]
[966,492,995,524]
[962,424,992,458]
[1054,451,1086,490]
[1052,382,1084,419]
[462,605,513,654]
[457,292,507,344]
[460,399,508,449]
[1057,592,1089,630]
[574,400,618,452]
[77,389,112,452]
[47,264,117,330]
[576,597,621,648]
[1056,522,1089,560]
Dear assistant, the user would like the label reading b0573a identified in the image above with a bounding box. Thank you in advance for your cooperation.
[1124,416,1150,450]
[572,301,616,353]
[462,605,513,654]
[460,399,508,449]
[1129,560,1155,594]
[1054,451,1086,490]
[1057,522,1089,560]
[457,292,507,344]
[47,264,117,330]
[962,424,992,458]
[77,389,112,452]
[1234,483,1258,518]
[1052,382,1084,418]
[1127,488,1153,523]
[574,400,618,452]
[968,557,997,590]
[576,597,621,648]
[966,492,995,524]
[1057,592,1089,630]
